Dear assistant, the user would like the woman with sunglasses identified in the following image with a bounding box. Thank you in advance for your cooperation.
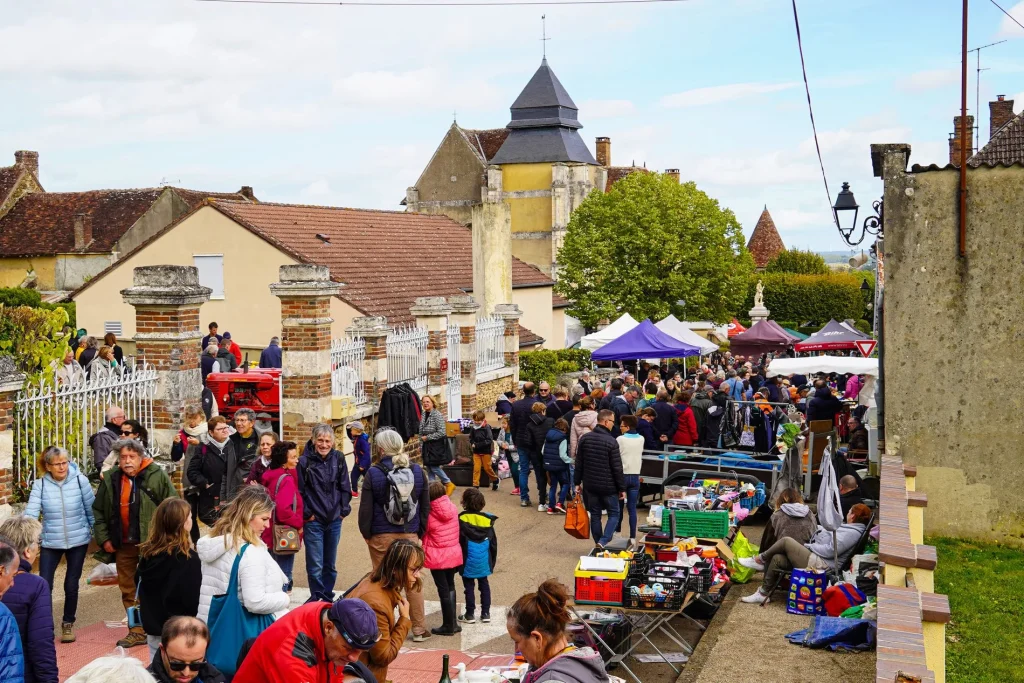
[347,539,424,683]
[101,420,150,476]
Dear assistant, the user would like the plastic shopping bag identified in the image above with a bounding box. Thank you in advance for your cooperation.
[787,568,827,615]
[87,562,119,586]
[726,531,759,584]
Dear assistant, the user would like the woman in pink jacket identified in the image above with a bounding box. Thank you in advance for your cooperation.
[423,480,463,637]
[260,440,304,592]
[569,396,598,462]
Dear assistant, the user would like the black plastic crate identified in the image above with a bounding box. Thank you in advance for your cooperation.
[623,578,685,611]
[688,562,713,593]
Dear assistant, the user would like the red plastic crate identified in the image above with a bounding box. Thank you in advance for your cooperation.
[575,576,624,606]
[655,549,680,562]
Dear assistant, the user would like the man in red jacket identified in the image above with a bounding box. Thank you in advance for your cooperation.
[235,598,380,682]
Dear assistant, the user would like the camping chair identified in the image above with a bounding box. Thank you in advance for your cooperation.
[759,511,876,607]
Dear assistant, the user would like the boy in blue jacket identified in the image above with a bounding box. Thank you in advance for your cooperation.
[457,489,498,625]
[347,421,371,498]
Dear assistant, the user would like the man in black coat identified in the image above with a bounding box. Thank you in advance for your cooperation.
[509,383,538,447]
[574,410,625,549]
[520,402,554,510]
[545,386,573,420]
[651,391,678,448]
[807,386,843,425]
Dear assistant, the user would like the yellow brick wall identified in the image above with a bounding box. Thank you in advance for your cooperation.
[477,375,515,411]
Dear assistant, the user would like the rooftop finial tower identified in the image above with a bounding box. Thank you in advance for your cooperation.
[541,14,550,59]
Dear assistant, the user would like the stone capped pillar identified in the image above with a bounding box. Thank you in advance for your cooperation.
[494,303,523,384]
[0,357,25,520]
[449,295,480,417]
[472,166,512,316]
[410,297,452,410]
[347,316,389,406]
[121,266,211,454]
[270,265,342,444]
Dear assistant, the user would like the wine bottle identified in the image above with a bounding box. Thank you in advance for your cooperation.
[438,653,452,683]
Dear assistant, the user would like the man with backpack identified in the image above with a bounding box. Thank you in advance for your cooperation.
[357,428,432,642]
[297,423,353,604]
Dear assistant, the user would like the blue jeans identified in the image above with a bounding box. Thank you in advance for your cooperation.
[39,544,89,623]
[548,468,570,508]
[426,465,451,485]
[617,474,641,539]
[272,551,296,592]
[585,492,621,547]
[463,576,491,617]
[518,448,546,505]
[303,517,342,602]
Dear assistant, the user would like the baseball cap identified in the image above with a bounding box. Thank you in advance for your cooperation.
[328,599,381,650]
[222,332,232,339]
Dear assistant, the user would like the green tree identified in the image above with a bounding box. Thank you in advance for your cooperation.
[555,172,754,328]
[764,249,829,275]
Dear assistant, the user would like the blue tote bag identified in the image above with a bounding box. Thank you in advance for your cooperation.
[206,543,275,676]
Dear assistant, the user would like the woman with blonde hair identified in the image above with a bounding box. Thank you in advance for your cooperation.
[136,498,202,660]
[86,345,119,381]
[195,486,288,624]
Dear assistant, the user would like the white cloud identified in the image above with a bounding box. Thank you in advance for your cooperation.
[895,68,959,93]
[580,99,635,119]
[660,82,797,109]
[301,180,331,198]
[997,2,1024,37]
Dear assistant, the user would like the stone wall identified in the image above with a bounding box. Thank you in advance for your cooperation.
[875,143,1024,541]
[476,371,515,412]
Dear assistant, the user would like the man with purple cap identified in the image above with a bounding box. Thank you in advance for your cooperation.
[235,597,380,682]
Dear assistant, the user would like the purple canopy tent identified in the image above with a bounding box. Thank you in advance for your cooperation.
[590,319,702,361]
[728,319,796,357]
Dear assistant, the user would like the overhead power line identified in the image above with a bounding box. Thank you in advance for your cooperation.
[196,0,691,6]
[989,0,1024,32]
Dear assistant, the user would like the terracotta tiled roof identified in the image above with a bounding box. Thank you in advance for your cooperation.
[552,294,571,308]
[0,189,165,256]
[605,166,648,192]
[969,110,1024,167]
[0,165,23,207]
[458,127,510,163]
[518,326,544,346]
[208,201,554,325]
[746,207,786,268]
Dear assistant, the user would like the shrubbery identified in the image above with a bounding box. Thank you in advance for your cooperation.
[520,348,592,386]
[0,288,76,327]
[744,273,864,326]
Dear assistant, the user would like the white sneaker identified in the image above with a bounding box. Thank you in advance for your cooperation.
[738,556,765,572]
[538,504,548,512]
[740,589,769,604]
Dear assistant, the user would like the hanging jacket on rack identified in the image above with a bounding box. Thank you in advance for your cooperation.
[377,384,423,441]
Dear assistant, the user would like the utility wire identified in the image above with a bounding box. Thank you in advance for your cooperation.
[196,0,690,6]
[790,0,836,229]
[990,0,1024,32]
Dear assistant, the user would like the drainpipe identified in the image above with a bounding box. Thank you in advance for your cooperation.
[959,0,968,257]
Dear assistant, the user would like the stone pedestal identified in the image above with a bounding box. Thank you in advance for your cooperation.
[748,305,770,324]
[121,266,211,454]
[270,265,341,444]
[348,316,390,407]
[410,297,453,410]
[494,303,523,384]
[0,358,25,520]
[449,295,480,417]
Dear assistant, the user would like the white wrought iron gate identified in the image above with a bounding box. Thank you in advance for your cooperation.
[446,324,462,421]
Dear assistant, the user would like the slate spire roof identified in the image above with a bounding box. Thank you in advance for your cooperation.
[746,206,786,268]
[490,59,597,165]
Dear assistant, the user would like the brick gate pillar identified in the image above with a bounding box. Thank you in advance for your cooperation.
[121,266,211,455]
[494,303,523,384]
[448,295,480,417]
[0,357,25,520]
[347,316,389,408]
[410,297,452,412]
[270,265,341,444]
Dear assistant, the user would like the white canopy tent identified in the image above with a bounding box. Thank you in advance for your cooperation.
[766,356,879,378]
[655,315,720,355]
[580,313,639,351]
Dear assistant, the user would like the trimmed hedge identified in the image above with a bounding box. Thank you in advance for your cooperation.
[520,348,592,386]
[0,289,76,328]
[744,273,864,326]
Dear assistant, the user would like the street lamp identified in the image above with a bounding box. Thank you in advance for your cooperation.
[832,182,882,247]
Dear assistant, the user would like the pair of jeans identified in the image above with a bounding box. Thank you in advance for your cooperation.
[615,475,641,539]
[426,465,451,485]
[272,551,296,592]
[462,576,491,617]
[507,450,520,487]
[585,491,621,547]
[517,448,546,505]
[547,468,570,509]
[39,544,89,624]
[350,464,368,493]
[303,517,342,602]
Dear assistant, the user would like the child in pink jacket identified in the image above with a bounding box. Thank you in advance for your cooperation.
[423,480,463,637]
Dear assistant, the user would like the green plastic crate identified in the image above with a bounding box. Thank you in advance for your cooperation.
[660,509,730,538]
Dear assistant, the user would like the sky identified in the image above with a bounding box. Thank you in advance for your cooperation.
[3,0,1024,252]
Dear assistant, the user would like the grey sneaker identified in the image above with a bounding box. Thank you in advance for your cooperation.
[458,613,477,624]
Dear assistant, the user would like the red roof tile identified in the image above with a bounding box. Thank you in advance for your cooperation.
[604,166,648,192]
[0,165,24,208]
[458,128,511,163]
[518,326,544,346]
[746,207,786,267]
[209,201,554,325]
[970,109,1024,167]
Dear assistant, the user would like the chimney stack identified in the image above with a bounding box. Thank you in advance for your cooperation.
[948,115,974,166]
[14,151,39,178]
[665,169,680,183]
[595,137,611,167]
[989,95,1014,140]
[74,213,93,251]
[239,185,255,201]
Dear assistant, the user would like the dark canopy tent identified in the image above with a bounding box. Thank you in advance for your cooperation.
[728,319,797,357]
[591,319,702,361]
[794,319,870,352]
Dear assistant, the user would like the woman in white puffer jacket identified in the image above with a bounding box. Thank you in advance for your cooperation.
[196,485,289,623]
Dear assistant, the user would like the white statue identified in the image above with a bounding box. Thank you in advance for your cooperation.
[754,280,765,308]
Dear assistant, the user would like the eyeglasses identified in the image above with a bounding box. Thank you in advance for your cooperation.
[166,658,207,672]
[49,461,69,468]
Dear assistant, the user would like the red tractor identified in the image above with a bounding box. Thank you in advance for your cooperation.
[205,366,281,425]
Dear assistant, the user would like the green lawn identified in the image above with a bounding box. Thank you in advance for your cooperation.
[930,536,1024,683]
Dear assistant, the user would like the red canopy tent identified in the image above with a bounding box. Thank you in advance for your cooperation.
[727,318,747,337]
[794,319,870,352]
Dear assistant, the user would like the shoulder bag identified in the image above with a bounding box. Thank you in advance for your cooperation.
[563,492,590,540]
[206,544,276,676]
[272,474,301,554]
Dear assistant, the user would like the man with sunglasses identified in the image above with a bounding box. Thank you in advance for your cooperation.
[148,616,225,683]
[234,597,380,683]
